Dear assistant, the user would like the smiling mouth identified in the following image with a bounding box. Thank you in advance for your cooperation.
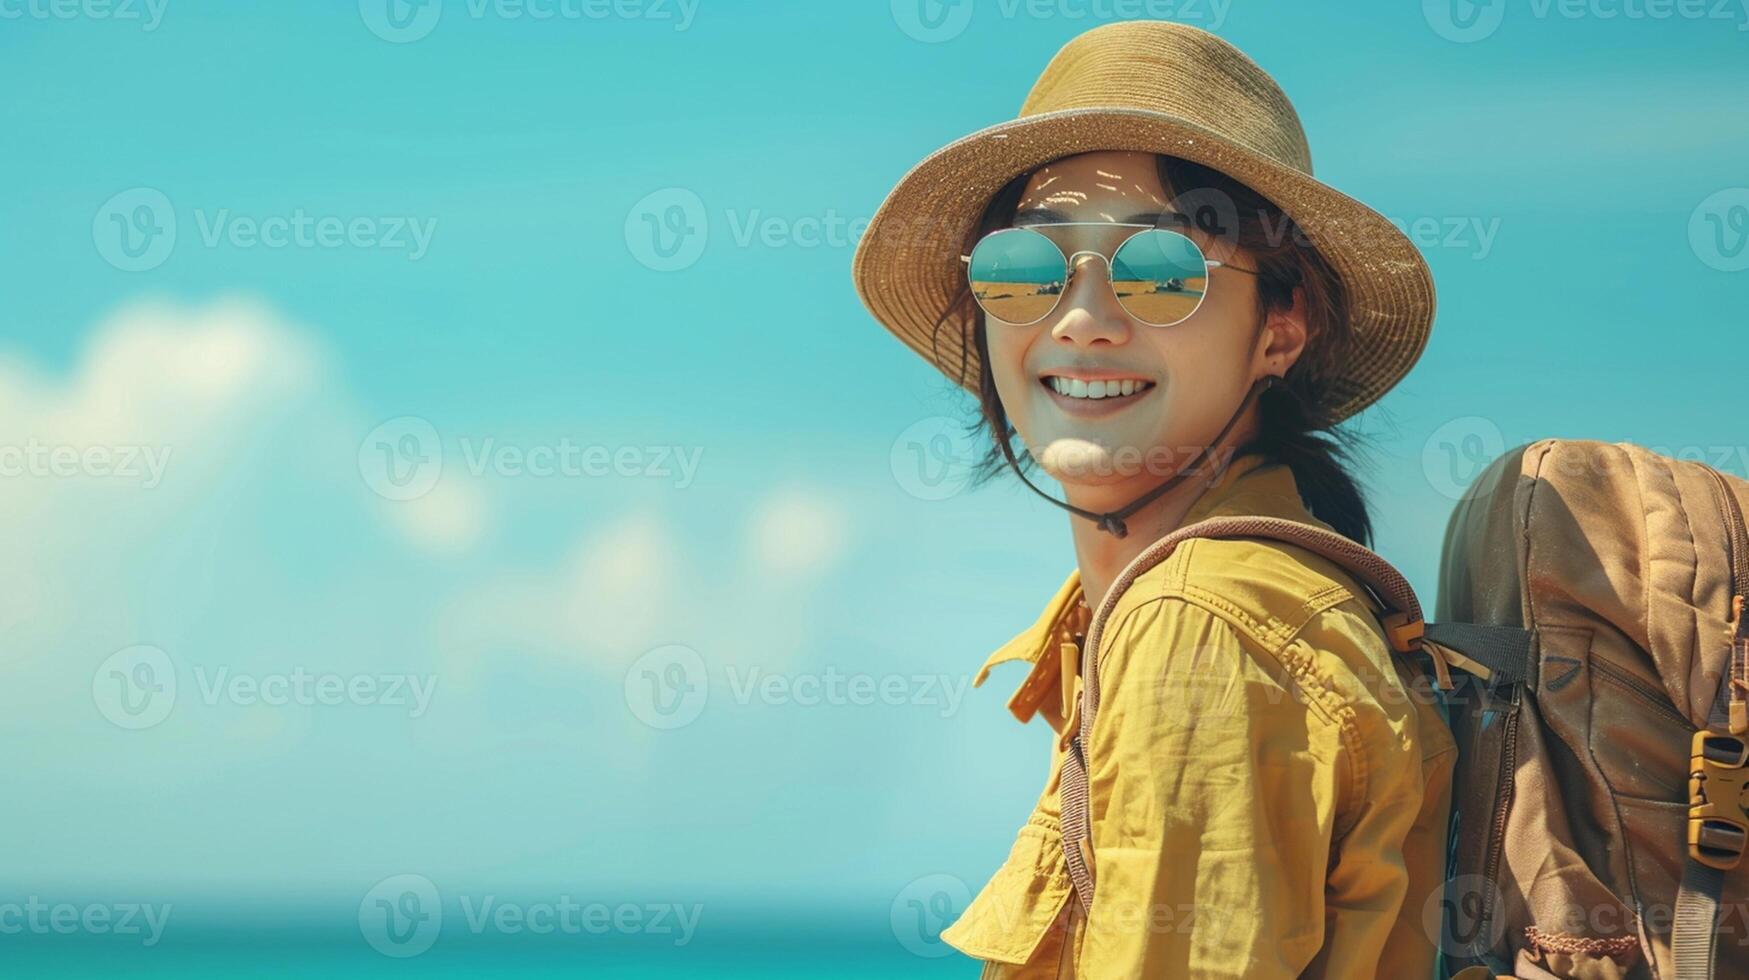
[1040,375,1156,400]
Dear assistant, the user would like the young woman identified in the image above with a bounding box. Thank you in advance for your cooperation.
[852,21,1457,979]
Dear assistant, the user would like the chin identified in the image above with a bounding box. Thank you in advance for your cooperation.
[1035,437,1132,485]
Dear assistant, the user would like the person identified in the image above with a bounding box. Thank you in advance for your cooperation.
[851,20,1458,978]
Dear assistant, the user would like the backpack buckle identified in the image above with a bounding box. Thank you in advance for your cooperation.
[1384,611,1458,691]
[1688,730,1749,870]
[1380,610,1423,654]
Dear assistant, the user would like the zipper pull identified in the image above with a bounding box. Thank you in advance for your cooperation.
[1733,596,1748,735]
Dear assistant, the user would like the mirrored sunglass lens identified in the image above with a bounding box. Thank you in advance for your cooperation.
[1109,230,1210,325]
[967,229,1066,324]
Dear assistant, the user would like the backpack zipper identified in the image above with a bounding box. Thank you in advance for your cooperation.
[1704,466,1749,731]
[1592,657,1696,731]
[1706,466,1749,599]
[1478,682,1519,957]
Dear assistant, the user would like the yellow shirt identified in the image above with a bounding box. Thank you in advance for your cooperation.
[941,451,1457,979]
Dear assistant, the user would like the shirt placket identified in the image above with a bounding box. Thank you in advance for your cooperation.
[1055,599,1091,752]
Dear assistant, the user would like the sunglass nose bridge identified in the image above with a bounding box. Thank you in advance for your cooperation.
[1062,249,1113,280]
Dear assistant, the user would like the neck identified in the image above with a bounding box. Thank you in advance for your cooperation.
[995,375,1276,607]
[1068,409,1261,610]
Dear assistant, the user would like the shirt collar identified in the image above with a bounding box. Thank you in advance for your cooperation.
[973,451,1324,715]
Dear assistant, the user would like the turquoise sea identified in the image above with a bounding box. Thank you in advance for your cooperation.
[2,927,976,978]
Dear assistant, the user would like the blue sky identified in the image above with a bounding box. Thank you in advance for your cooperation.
[2,0,1747,968]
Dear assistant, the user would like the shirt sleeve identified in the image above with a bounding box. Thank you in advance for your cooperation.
[1074,594,1428,979]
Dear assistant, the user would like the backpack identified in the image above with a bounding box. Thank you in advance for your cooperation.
[1057,438,1749,979]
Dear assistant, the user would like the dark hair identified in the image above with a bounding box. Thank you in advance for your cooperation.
[930,154,1385,546]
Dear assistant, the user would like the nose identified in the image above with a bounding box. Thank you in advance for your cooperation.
[1049,252,1132,349]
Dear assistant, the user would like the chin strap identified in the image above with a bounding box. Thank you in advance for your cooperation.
[996,375,1278,539]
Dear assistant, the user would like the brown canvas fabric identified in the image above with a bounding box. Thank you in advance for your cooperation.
[1436,439,1749,979]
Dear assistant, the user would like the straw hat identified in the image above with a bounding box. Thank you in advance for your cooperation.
[850,20,1435,425]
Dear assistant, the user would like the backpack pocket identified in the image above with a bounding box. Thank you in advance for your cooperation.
[1588,652,1694,803]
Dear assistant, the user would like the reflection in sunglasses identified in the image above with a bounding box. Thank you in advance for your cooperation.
[966,224,1214,327]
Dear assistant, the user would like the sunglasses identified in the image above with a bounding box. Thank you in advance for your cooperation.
[959,222,1255,327]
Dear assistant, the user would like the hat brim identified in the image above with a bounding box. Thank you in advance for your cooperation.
[850,106,1434,425]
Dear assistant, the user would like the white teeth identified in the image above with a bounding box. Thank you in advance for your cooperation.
[1045,377,1152,400]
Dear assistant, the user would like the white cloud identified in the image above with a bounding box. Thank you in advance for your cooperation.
[380,473,489,555]
[0,298,859,685]
[745,486,849,577]
[0,295,322,478]
[0,293,501,567]
[562,510,675,651]
[0,296,328,640]
[436,509,677,683]
[0,295,514,662]
[435,486,853,693]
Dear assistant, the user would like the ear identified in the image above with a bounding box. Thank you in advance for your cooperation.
[1253,284,1309,381]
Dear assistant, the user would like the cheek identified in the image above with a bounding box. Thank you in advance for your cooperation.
[1191,280,1260,355]
[1150,320,1249,416]
[984,326,1036,408]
